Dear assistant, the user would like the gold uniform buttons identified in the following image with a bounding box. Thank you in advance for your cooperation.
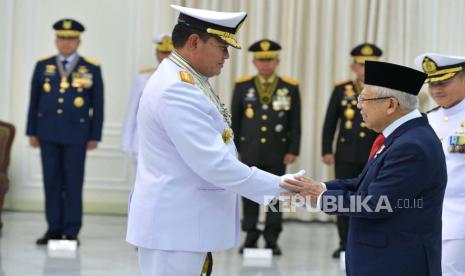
[58,98,64,104]
[444,117,449,122]
[340,137,346,143]
[282,138,287,142]
[261,126,267,132]
[240,136,246,141]
[360,122,366,128]
[260,138,267,143]
[359,132,366,138]
[261,114,268,120]
[80,118,85,123]
[57,109,63,114]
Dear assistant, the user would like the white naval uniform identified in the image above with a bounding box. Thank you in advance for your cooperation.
[121,69,154,168]
[428,99,465,276]
[126,56,283,275]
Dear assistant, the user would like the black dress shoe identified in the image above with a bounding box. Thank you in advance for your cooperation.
[239,241,258,254]
[63,235,80,246]
[265,244,282,256]
[36,232,62,245]
[332,248,343,258]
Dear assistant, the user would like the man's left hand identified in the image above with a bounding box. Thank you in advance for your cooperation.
[283,153,297,165]
[87,141,98,150]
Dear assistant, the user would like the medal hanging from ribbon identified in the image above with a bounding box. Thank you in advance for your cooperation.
[56,56,79,93]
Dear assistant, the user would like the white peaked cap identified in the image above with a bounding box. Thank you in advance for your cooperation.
[171,4,247,49]
[414,53,465,83]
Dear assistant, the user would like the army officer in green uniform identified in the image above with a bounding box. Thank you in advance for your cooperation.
[231,39,301,255]
[321,43,382,258]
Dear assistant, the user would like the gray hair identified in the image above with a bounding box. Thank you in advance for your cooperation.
[371,85,418,112]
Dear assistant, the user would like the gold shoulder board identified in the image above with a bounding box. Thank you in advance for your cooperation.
[139,67,156,74]
[179,71,195,85]
[235,75,253,83]
[83,56,100,66]
[334,79,352,87]
[281,76,299,86]
[38,55,53,61]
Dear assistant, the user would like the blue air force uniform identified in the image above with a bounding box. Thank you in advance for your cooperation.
[26,19,104,243]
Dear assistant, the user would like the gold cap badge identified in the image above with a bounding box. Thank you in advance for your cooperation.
[260,41,270,51]
[422,57,438,74]
[361,45,373,56]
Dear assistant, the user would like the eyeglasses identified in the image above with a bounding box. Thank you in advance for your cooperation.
[357,95,393,103]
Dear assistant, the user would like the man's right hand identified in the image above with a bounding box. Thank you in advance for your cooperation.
[29,136,40,148]
[322,154,335,166]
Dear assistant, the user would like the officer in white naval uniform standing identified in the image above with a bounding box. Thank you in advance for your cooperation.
[121,34,173,169]
[126,5,302,276]
[416,53,465,276]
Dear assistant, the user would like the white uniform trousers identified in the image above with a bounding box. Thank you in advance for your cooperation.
[138,248,207,276]
[442,239,465,276]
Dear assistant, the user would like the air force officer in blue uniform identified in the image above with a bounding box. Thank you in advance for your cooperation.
[282,61,447,276]
[26,19,104,245]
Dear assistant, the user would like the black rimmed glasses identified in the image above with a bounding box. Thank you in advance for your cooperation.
[357,95,393,103]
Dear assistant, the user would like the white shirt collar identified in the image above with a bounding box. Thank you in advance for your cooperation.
[59,52,78,64]
[382,109,422,138]
[442,99,465,117]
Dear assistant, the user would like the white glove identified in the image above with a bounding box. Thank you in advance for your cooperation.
[280,169,306,182]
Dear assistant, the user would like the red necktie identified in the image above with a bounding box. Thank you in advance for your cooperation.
[368,134,385,160]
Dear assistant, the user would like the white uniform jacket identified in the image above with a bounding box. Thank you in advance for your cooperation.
[121,71,152,155]
[126,57,282,252]
[428,99,465,240]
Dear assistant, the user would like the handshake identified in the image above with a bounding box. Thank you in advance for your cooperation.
[279,170,326,206]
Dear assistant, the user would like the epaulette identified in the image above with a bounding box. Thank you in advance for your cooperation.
[139,67,156,74]
[281,76,299,86]
[179,71,195,85]
[235,75,253,83]
[334,79,352,87]
[83,56,100,66]
[426,106,440,114]
[38,55,53,62]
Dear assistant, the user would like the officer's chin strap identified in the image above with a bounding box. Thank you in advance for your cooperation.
[201,252,213,276]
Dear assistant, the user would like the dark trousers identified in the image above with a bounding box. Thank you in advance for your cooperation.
[334,161,365,250]
[241,164,286,245]
[39,141,87,236]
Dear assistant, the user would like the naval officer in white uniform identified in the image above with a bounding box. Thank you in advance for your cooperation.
[126,5,301,276]
[416,53,465,276]
[121,34,173,169]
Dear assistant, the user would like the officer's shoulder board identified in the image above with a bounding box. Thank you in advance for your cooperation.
[426,106,441,114]
[281,76,299,86]
[139,67,155,75]
[83,56,100,66]
[235,75,253,83]
[179,71,195,85]
[334,79,352,87]
[38,55,54,62]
